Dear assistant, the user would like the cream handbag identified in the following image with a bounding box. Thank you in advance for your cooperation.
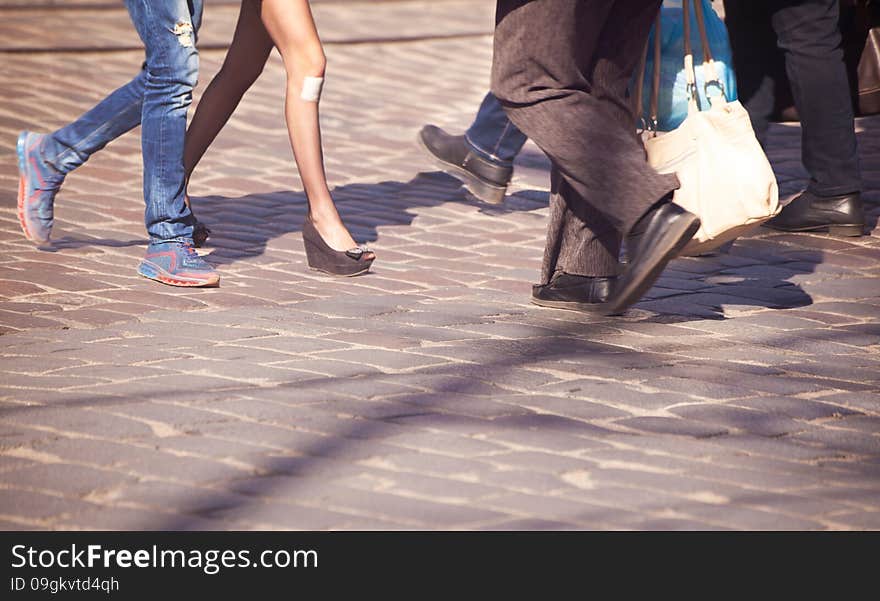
[637,0,781,256]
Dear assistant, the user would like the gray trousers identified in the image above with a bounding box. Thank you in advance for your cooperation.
[491,0,679,282]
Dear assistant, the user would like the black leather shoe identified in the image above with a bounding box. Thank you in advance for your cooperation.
[602,200,700,316]
[765,191,864,237]
[531,272,615,312]
[417,125,513,204]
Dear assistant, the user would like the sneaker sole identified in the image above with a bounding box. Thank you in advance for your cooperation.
[417,133,508,205]
[16,133,35,243]
[16,132,52,245]
[601,214,701,316]
[137,261,220,287]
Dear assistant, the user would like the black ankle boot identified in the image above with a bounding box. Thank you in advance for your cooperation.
[765,191,864,237]
[417,125,513,204]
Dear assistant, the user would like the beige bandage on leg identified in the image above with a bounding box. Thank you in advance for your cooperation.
[301,76,324,102]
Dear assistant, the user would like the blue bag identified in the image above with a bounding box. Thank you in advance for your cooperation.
[638,0,738,132]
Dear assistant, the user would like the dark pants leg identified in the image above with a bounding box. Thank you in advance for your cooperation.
[491,0,676,282]
[725,0,861,196]
[723,1,778,146]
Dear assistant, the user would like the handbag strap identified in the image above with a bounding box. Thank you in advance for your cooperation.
[634,36,648,129]
[692,0,727,104]
[651,12,662,126]
[682,0,700,114]
[635,12,662,134]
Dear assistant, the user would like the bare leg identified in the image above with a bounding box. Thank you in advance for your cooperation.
[259,0,367,253]
[184,0,273,176]
[186,0,369,255]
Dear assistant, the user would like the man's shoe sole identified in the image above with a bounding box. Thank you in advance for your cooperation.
[417,132,507,205]
[601,214,701,316]
[530,296,604,313]
[137,261,220,287]
[764,222,864,237]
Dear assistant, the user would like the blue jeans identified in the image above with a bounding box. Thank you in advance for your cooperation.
[40,0,203,242]
[464,92,528,166]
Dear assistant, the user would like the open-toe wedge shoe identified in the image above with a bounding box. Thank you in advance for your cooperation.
[302,219,374,277]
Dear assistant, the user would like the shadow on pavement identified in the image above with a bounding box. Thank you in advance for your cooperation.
[2,318,867,530]
[190,170,817,321]
[190,171,548,268]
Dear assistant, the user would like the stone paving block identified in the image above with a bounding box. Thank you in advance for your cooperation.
[341,470,499,504]
[0,279,47,297]
[319,484,512,528]
[269,358,385,379]
[705,434,850,462]
[484,451,600,474]
[302,398,441,424]
[192,419,339,452]
[669,405,810,438]
[0,489,99,522]
[478,519,582,530]
[0,310,66,330]
[379,430,506,457]
[615,417,729,438]
[57,506,227,531]
[0,463,137,497]
[493,394,631,420]
[2,407,156,439]
[616,516,736,530]
[679,461,828,493]
[490,413,618,437]
[479,492,632,527]
[37,429,230,475]
[557,482,701,514]
[778,361,880,384]
[390,392,536,419]
[358,449,496,478]
[81,375,246,399]
[807,301,880,319]
[206,498,367,530]
[1,354,88,374]
[825,510,880,529]
[223,335,352,354]
[673,502,823,530]
[805,277,880,300]
[788,429,880,455]
[824,415,880,434]
[386,372,512,397]
[645,377,762,400]
[815,392,880,415]
[296,375,425,400]
[417,363,561,390]
[482,427,614,454]
[578,468,753,506]
[731,396,862,421]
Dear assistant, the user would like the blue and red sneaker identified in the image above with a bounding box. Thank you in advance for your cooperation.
[137,240,220,287]
[16,131,63,245]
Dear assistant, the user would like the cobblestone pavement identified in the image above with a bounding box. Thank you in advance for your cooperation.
[0,1,878,531]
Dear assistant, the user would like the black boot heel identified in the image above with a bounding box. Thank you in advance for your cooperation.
[302,219,374,277]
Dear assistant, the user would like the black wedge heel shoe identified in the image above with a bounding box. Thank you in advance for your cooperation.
[302,219,375,277]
